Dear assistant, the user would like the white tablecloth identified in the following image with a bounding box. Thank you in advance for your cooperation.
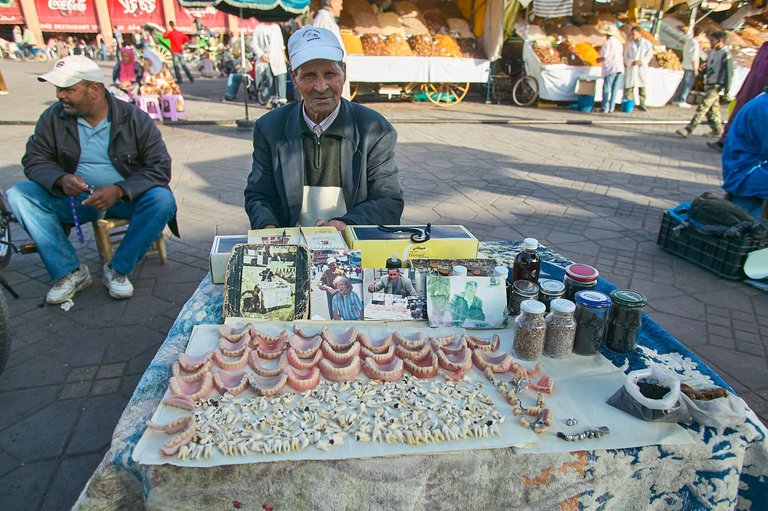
[523,43,684,107]
[346,55,490,83]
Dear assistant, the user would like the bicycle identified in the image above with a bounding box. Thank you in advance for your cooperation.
[491,64,539,107]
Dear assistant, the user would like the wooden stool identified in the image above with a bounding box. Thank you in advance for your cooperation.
[92,219,167,265]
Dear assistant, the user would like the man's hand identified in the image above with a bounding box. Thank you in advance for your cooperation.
[57,174,90,196]
[315,219,348,231]
[82,185,123,211]
[260,55,269,63]
[633,60,641,65]
[368,283,376,293]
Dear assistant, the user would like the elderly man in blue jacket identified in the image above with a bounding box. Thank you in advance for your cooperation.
[721,90,768,218]
[7,56,178,305]
[244,26,404,231]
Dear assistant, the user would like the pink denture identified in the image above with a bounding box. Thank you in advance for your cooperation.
[363,357,404,382]
[212,347,252,371]
[289,334,323,358]
[287,347,323,370]
[249,350,288,377]
[358,333,393,354]
[322,326,359,351]
[472,350,513,373]
[437,347,473,372]
[403,351,438,379]
[321,339,361,364]
[319,357,361,382]
[218,335,250,358]
[169,372,214,401]
[286,367,321,391]
[394,331,426,350]
[361,343,397,364]
[178,352,211,372]
[255,338,288,360]
[247,372,288,397]
[395,343,431,362]
[212,370,250,396]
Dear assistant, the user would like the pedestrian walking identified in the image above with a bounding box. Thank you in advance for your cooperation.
[597,23,624,113]
[623,26,653,111]
[674,26,702,107]
[113,26,123,54]
[677,31,733,139]
[163,20,194,84]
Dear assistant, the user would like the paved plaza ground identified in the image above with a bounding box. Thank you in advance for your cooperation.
[0,59,766,510]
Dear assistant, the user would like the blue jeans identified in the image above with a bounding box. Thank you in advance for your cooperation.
[7,182,176,281]
[602,73,621,112]
[676,69,695,103]
[171,53,193,83]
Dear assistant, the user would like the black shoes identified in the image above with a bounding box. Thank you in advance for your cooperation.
[706,141,724,152]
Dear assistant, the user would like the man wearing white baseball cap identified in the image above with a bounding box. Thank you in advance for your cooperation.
[7,55,178,305]
[318,256,342,316]
[244,26,403,232]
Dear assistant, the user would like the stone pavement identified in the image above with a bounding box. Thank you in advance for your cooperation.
[0,59,765,510]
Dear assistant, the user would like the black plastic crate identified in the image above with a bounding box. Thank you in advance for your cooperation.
[657,203,768,279]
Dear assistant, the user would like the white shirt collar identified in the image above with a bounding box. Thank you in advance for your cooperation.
[302,101,341,137]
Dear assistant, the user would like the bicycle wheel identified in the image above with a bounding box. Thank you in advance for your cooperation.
[512,75,539,107]
[350,83,359,101]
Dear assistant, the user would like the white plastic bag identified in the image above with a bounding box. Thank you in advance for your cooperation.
[680,393,747,428]
[624,367,681,410]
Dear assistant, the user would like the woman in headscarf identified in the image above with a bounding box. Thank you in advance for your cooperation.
[709,42,768,151]
[139,49,182,99]
[112,47,144,97]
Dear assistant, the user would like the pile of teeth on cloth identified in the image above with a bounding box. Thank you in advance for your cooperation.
[149,324,555,460]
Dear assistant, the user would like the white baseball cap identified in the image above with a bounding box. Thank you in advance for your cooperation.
[288,26,343,70]
[327,257,337,264]
[38,56,104,88]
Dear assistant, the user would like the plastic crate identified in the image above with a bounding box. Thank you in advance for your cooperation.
[657,203,768,279]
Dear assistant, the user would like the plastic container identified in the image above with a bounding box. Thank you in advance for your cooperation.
[509,279,539,315]
[386,252,402,269]
[572,290,610,355]
[513,299,546,360]
[605,290,647,353]
[577,94,595,112]
[511,238,540,284]
[452,265,468,276]
[563,264,599,301]
[544,298,576,359]
[657,203,768,279]
[539,279,565,312]
[621,99,635,113]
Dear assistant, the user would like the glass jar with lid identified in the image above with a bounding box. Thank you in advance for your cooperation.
[509,280,539,315]
[563,264,599,301]
[544,298,576,358]
[514,299,546,360]
[572,290,611,355]
[605,290,647,353]
[539,279,565,312]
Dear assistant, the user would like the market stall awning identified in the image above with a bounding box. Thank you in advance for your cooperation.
[212,0,309,22]
[0,0,23,25]
[174,3,228,32]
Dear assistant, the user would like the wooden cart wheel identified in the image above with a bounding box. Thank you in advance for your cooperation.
[153,45,173,65]
[350,82,359,101]
[421,82,470,107]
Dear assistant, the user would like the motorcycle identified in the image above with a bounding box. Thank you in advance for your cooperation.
[0,190,36,375]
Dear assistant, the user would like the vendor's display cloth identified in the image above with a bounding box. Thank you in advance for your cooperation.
[74,242,768,510]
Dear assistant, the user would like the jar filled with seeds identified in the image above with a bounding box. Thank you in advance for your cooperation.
[539,279,565,312]
[514,299,546,360]
[605,290,647,353]
[544,298,576,358]
[563,264,599,301]
[572,290,611,355]
[509,280,539,315]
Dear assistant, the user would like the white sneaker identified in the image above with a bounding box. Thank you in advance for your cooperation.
[101,264,134,299]
[46,264,92,304]
[677,101,692,108]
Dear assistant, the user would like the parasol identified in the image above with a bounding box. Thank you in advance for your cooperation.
[176,0,309,22]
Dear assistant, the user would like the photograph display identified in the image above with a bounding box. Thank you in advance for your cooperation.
[362,268,428,321]
[426,275,507,328]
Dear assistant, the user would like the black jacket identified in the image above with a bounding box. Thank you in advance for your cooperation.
[22,92,179,236]
[244,99,404,228]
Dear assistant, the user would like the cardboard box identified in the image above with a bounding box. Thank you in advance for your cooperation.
[210,235,248,284]
[344,225,478,268]
[574,79,596,96]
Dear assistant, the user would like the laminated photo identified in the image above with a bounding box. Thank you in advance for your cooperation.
[223,244,310,320]
[426,275,507,328]
[362,268,428,321]
[310,251,364,321]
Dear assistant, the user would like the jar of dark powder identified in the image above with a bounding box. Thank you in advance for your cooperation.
[513,299,546,360]
[539,279,565,312]
[563,264,599,301]
[509,280,539,315]
[544,298,576,358]
[605,290,647,353]
[573,290,611,355]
